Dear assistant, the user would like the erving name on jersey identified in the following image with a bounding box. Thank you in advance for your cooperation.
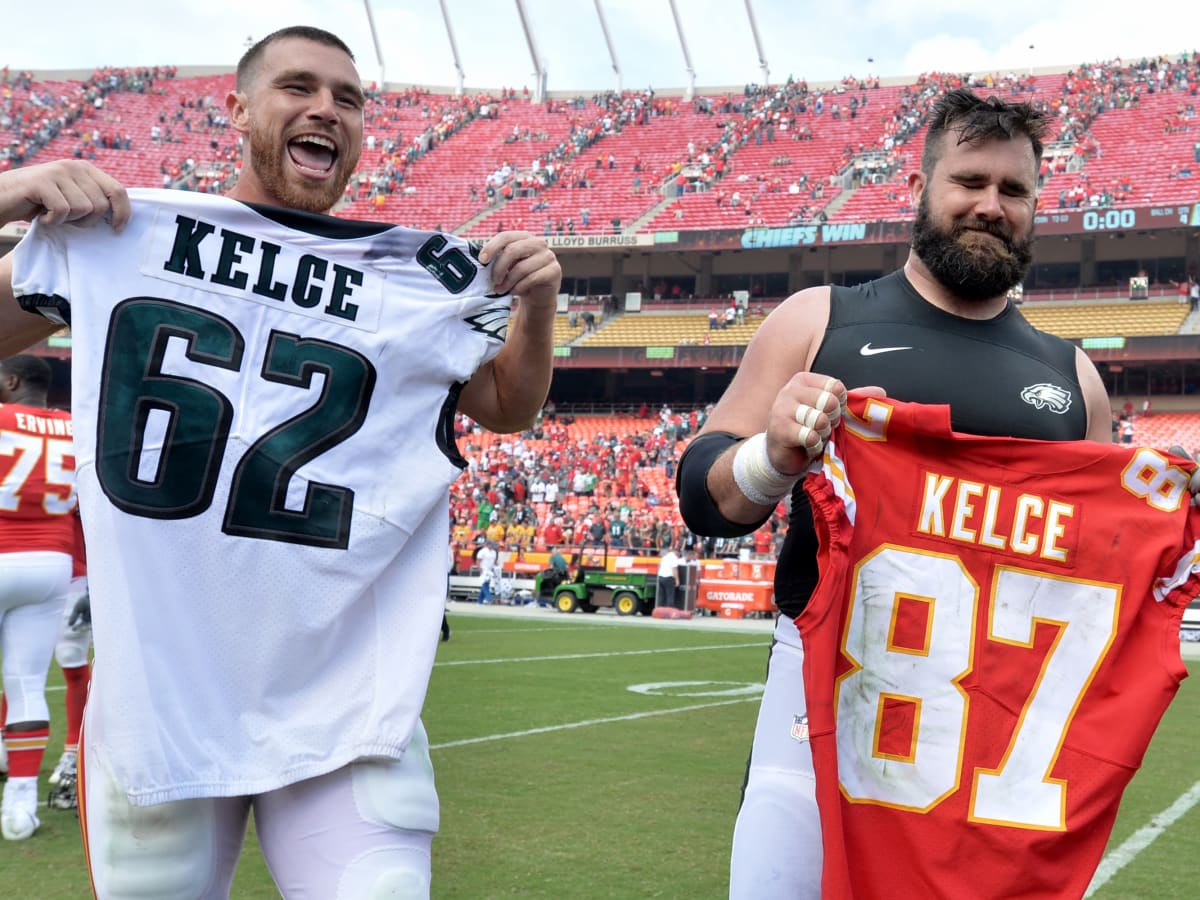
[9,411,73,437]
[144,211,385,332]
[915,471,1076,563]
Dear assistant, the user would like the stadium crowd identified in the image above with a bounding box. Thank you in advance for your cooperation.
[1,64,176,171]
[4,51,1200,578]
[5,49,1200,236]
[448,405,783,568]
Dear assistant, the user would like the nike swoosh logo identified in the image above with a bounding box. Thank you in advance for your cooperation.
[859,343,913,356]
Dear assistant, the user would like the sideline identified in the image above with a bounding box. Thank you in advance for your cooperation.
[430,696,760,750]
[448,598,776,634]
[435,641,765,667]
[1085,780,1200,896]
[452,605,1200,655]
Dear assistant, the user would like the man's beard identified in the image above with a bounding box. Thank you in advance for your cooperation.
[910,198,1034,302]
[247,126,358,214]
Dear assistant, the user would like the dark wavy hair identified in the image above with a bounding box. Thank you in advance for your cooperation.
[921,88,1047,175]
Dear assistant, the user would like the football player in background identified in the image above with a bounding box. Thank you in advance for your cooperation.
[677,89,1115,897]
[0,354,76,840]
[0,514,89,812]
[0,24,559,898]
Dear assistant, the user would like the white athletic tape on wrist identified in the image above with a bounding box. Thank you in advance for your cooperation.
[732,432,802,506]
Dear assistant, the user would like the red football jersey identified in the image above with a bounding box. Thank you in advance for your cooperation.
[799,394,1198,900]
[0,402,77,554]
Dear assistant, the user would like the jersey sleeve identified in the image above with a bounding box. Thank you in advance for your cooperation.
[1153,506,1200,609]
[11,219,73,325]
[457,291,510,373]
[453,240,511,372]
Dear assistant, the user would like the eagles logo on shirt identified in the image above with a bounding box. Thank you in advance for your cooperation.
[1020,382,1073,415]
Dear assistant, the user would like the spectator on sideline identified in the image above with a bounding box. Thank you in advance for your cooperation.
[655,545,683,609]
[0,25,559,895]
[476,540,499,604]
[677,89,1117,898]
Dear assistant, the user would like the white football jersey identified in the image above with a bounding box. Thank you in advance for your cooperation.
[12,188,511,805]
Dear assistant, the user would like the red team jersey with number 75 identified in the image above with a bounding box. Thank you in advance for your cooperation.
[799,393,1198,900]
[0,403,76,554]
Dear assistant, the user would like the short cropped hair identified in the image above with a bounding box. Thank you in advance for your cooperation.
[236,25,356,92]
[921,88,1047,175]
[0,354,52,392]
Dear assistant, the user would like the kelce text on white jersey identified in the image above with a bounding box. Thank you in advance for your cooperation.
[144,209,385,331]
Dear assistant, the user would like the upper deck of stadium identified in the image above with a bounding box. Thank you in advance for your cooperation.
[3,50,1197,239]
[4,49,1199,411]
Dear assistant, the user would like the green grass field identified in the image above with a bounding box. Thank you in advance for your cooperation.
[3,607,1199,898]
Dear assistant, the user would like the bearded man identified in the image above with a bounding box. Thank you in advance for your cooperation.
[675,88,1113,899]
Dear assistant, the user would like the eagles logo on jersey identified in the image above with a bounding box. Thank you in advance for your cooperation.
[1020,382,1073,414]
[464,307,511,342]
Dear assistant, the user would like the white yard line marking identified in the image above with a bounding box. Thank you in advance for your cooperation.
[1085,780,1200,897]
[431,697,759,749]
[434,642,765,667]
[447,625,626,635]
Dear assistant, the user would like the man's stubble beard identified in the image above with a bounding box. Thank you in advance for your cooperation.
[910,196,1034,303]
[247,125,360,214]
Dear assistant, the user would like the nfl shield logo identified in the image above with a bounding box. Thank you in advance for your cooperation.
[790,714,810,743]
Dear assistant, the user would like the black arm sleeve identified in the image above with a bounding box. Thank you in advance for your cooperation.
[17,292,71,327]
[675,431,773,538]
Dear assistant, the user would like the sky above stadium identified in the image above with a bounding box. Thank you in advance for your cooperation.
[6,0,1198,92]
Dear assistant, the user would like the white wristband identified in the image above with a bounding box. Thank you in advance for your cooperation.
[732,432,802,507]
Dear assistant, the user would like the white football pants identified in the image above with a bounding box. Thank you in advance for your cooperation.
[83,718,440,899]
[729,614,823,900]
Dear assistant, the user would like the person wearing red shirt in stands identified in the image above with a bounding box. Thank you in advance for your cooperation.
[542,517,565,549]
[0,355,76,841]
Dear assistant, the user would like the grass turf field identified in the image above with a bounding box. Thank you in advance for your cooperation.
[3,606,1198,898]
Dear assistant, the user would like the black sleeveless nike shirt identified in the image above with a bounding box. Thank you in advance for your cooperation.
[775,268,1089,618]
